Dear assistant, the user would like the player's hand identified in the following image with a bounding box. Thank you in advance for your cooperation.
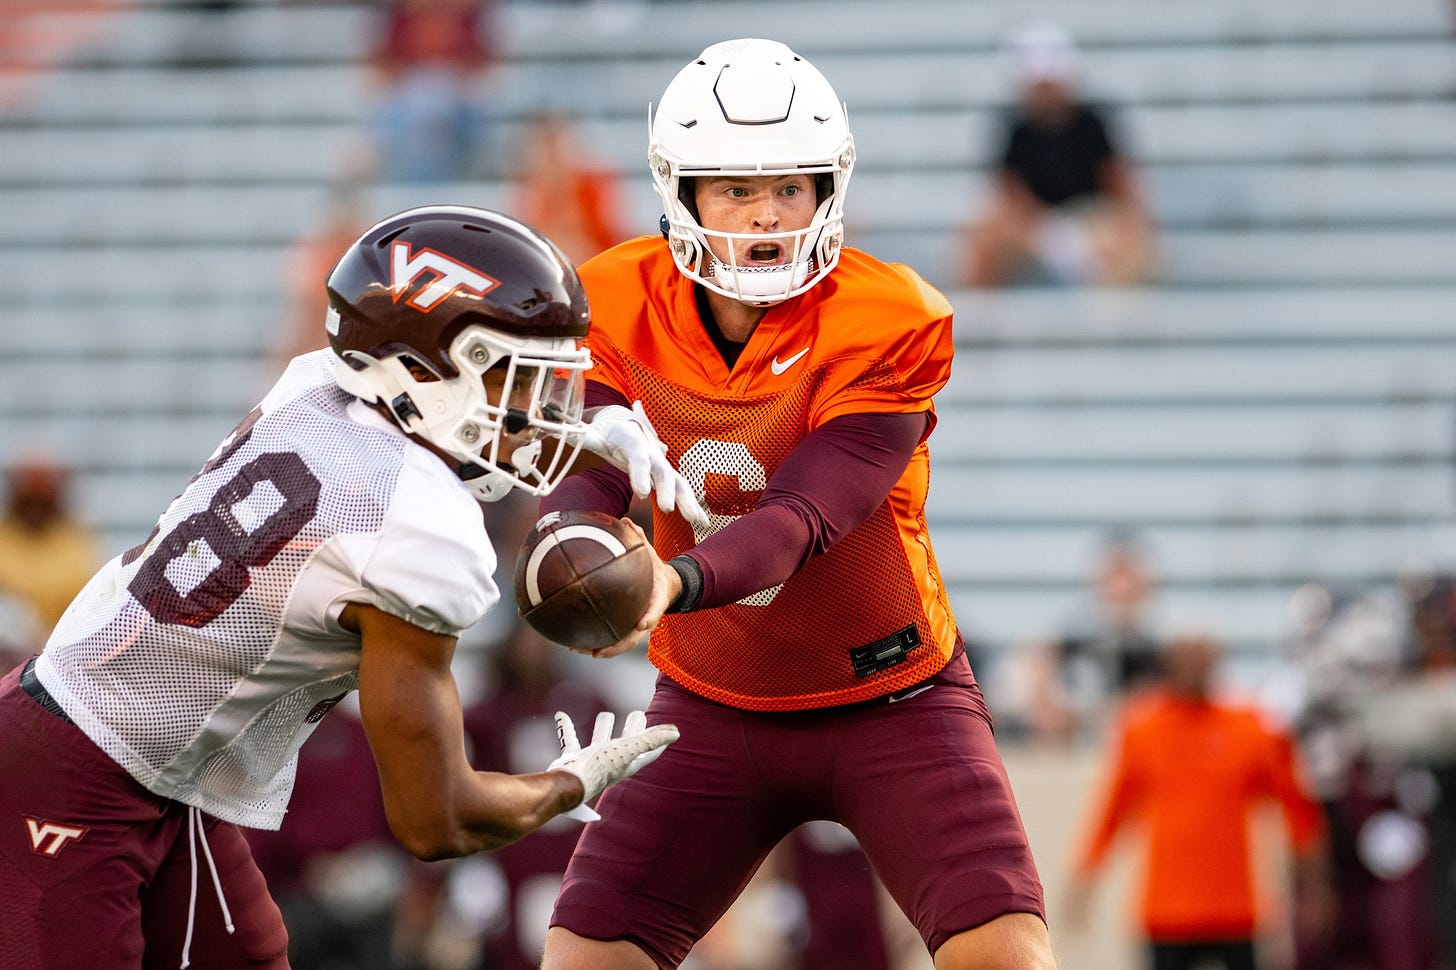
[575,401,709,530]
[569,518,678,660]
[547,710,679,822]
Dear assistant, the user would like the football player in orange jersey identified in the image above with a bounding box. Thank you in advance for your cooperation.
[535,39,1057,970]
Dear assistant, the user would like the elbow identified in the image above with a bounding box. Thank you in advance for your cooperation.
[388,809,535,861]
[393,822,469,862]
[386,804,477,861]
[405,841,457,864]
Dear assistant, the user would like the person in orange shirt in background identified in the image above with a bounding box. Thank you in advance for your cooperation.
[511,113,630,267]
[1066,632,1335,970]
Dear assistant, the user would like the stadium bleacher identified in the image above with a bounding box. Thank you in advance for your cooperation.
[2,0,1455,678]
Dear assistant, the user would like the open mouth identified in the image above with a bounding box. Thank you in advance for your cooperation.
[743,241,786,265]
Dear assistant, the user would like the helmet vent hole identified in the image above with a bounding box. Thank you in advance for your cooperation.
[396,355,439,382]
[461,223,491,234]
[376,227,409,248]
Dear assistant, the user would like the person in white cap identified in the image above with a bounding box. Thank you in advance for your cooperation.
[962,21,1157,287]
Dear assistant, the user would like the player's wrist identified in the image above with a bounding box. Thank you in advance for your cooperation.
[546,763,602,822]
[664,555,703,613]
[549,763,589,804]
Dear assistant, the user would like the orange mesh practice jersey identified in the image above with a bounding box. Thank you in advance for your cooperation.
[578,238,959,711]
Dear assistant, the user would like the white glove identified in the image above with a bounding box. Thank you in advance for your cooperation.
[576,401,709,530]
[547,710,679,822]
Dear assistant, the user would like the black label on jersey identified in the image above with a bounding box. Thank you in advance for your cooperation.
[849,625,921,677]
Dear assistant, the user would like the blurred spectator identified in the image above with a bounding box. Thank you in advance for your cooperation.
[1002,527,1163,741]
[244,695,414,970]
[168,0,247,68]
[367,0,499,183]
[0,452,101,636]
[1286,575,1456,970]
[1066,633,1335,970]
[273,182,374,374]
[959,21,1157,288]
[1062,528,1164,697]
[510,113,631,266]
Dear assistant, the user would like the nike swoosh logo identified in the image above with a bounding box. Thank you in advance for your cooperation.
[886,685,935,704]
[770,347,810,375]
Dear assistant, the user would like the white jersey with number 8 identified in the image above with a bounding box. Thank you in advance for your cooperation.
[33,351,497,829]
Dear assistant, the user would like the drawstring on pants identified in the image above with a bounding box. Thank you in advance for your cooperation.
[180,805,236,969]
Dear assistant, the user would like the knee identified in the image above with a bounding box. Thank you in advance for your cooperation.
[541,926,658,970]
[934,911,1057,970]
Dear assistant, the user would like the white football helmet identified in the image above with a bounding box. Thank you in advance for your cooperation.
[649,38,856,305]
[325,205,593,502]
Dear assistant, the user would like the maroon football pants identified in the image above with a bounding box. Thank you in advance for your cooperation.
[551,651,1046,969]
[0,662,289,969]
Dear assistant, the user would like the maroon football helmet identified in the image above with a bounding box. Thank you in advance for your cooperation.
[325,205,593,501]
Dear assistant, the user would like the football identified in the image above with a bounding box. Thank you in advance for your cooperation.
[513,510,655,651]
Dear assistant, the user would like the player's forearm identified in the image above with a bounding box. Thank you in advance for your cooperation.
[365,690,593,857]
[541,463,634,517]
[679,411,927,610]
[353,603,588,858]
[389,770,585,860]
[678,503,814,609]
[365,678,591,857]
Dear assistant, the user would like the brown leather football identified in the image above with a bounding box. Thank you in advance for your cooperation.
[513,510,655,651]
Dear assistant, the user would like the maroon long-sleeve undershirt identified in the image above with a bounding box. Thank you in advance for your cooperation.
[542,382,930,610]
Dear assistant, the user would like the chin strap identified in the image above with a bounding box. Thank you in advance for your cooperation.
[456,460,517,503]
[708,257,812,304]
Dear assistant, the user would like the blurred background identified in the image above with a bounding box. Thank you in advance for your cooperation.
[2,0,1455,967]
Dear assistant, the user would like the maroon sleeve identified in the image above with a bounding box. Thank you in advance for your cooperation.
[686,410,929,610]
[539,380,635,516]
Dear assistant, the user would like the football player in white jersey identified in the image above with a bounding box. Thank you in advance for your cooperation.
[0,205,697,970]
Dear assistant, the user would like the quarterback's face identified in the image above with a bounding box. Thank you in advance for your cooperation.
[693,174,817,267]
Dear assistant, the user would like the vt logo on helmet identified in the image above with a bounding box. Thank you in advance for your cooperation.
[325,205,594,502]
[389,241,501,312]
